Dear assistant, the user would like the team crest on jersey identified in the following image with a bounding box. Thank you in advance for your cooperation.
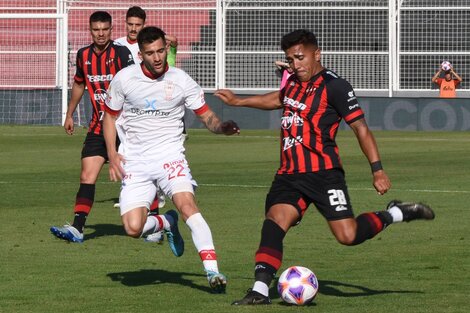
[164,81,175,100]
[281,111,303,129]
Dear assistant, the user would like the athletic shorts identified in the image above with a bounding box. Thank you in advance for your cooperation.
[81,132,119,160]
[265,169,354,222]
[119,153,197,216]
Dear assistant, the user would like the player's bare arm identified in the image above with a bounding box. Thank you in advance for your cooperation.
[198,108,240,135]
[102,112,125,181]
[214,89,282,110]
[349,118,391,195]
[64,81,86,135]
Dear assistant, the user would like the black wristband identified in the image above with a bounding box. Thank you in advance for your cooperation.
[370,161,383,173]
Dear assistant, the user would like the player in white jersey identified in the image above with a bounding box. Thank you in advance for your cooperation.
[114,6,178,236]
[103,26,239,293]
[114,6,178,65]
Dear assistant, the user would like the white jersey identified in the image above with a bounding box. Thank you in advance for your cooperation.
[114,37,140,63]
[106,64,206,161]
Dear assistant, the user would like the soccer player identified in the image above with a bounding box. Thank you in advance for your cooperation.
[215,29,435,305]
[50,11,134,243]
[102,26,239,293]
[114,6,180,242]
[114,6,178,66]
[431,64,463,98]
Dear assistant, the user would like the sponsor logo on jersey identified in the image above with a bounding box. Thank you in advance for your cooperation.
[281,111,303,129]
[335,205,348,212]
[87,74,114,82]
[94,89,108,103]
[283,96,307,110]
[282,135,303,151]
[347,90,357,103]
[105,58,114,65]
[164,81,175,100]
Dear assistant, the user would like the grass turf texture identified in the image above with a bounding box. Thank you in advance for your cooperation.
[0,125,468,313]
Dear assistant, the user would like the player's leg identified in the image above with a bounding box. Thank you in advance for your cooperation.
[172,191,227,293]
[233,175,303,305]
[50,133,106,243]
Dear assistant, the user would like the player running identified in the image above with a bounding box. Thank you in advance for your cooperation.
[103,26,239,293]
[215,29,435,305]
[50,11,134,243]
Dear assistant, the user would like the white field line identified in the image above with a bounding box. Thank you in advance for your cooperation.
[0,181,468,194]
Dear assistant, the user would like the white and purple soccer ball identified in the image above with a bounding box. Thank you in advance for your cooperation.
[277,266,319,305]
[441,61,452,71]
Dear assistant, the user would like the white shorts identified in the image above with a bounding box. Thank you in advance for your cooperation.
[119,153,197,216]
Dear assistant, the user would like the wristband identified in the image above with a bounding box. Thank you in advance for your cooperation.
[370,161,383,173]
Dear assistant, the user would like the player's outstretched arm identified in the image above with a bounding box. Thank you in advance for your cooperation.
[431,69,442,83]
[103,112,126,181]
[198,107,240,135]
[64,81,86,135]
[349,118,391,195]
[214,89,282,110]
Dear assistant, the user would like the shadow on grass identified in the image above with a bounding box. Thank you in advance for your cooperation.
[107,269,211,293]
[269,278,422,301]
[85,223,126,239]
[95,197,119,204]
[317,280,423,297]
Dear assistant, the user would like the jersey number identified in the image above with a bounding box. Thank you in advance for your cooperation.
[164,163,185,180]
[328,189,347,206]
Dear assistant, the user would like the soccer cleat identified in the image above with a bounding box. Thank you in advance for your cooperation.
[387,200,435,222]
[206,270,227,293]
[164,210,184,257]
[232,289,272,305]
[50,224,84,243]
[113,202,120,209]
[144,230,164,244]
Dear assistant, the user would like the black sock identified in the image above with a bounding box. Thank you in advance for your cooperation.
[352,211,392,245]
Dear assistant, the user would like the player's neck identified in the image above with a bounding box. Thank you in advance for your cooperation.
[93,41,111,54]
[127,37,137,44]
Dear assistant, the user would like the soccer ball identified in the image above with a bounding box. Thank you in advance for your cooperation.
[441,61,452,71]
[277,266,319,305]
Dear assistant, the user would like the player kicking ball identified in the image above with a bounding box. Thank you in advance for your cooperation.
[103,26,239,293]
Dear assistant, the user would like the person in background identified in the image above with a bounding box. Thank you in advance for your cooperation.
[432,62,463,98]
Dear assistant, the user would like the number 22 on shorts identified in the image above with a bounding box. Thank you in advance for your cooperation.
[163,160,186,180]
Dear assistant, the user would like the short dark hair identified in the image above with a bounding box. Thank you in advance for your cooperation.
[126,6,146,22]
[89,11,112,26]
[281,29,318,51]
[137,26,166,49]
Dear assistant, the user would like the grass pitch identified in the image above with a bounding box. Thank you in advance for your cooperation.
[0,125,468,313]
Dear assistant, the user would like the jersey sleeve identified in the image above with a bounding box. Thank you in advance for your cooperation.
[105,74,124,115]
[327,78,364,124]
[167,46,177,67]
[435,78,443,86]
[183,73,206,111]
[117,45,135,67]
[73,50,84,83]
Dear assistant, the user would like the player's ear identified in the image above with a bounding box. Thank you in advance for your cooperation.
[137,51,142,61]
[314,48,321,62]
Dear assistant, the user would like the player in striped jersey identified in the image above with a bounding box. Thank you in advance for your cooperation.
[50,11,134,243]
[216,29,435,305]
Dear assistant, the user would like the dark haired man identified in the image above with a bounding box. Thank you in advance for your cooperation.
[216,29,435,305]
[50,11,134,243]
[103,26,239,293]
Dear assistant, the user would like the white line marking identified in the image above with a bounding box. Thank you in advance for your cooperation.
[1,181,467,194]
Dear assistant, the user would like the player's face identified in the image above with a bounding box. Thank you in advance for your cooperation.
[445,72,452,81]
[285,44,322,82]
[90,21,112,49]
[125,17,145,42]
[140,38,168,76]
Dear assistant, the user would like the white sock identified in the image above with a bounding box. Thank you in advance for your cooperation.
[253,281,269,297]
[186,213,219,273]
[141,215,170,237]
[388,206,403,223]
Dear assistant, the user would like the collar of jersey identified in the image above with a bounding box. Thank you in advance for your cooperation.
[141,63,169,80]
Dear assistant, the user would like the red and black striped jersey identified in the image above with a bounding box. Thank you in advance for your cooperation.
[278,69,364,174]
[74,41,134,134]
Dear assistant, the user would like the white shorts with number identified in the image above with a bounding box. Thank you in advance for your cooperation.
[119,153,197,216]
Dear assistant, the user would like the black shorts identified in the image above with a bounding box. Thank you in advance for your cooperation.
[81,132,119,159]
[265,169,355,221]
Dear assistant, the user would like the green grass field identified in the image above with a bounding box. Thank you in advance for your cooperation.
[0,125,468,313]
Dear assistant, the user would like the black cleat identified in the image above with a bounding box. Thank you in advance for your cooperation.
[387,200,435,222]
[232,289,272,305]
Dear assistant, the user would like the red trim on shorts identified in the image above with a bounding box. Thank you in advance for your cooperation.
[297,197,308,216]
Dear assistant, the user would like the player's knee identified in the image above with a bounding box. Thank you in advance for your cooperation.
[123,221,143,238]
[334,230,356,246]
